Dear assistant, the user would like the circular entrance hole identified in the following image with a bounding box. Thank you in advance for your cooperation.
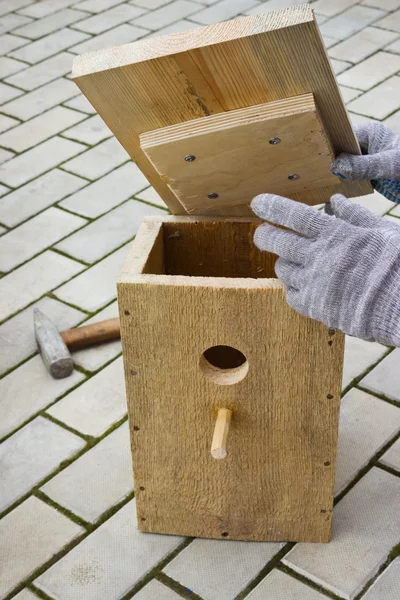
[200,345,248,385]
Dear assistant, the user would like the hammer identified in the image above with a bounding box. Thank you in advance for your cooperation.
[34,308,121,379]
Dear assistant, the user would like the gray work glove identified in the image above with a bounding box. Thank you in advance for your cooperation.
[251,193,400,347]
[332,122,400,203]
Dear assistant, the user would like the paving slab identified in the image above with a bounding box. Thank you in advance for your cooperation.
[360,348,400,402]
[246,569,327,599]
[362,558,400,600]
[135,185,168,209]
[62,137,129,180]
[71,301,121,371]
[42,421,133,522]
[320,5,386,41]
[1,78,79,120]
[59,161,149,217]
[0,207,86,272]
[283,468,400,599]
[351,190,394,215]
[335,388,400,494]
[55,199,164,263]
[12,8,89,39]
[35,499,183,600]
[5,53,77,91]
[0,81,24,104]
[12,590,40,600]
[0,295,84,377]
[342,336,387,389]
[164,538,281,600]
[0,354,85,440]
[69,22,148,54]
[0,168,87,228]
[329,26,399,63]
[20,0,83,18]
[380,438,400,471]
[0,416,85,512]
[54,242,130,312]
[134,580,182,599]
[47,356,127,437]
[0,250,84,322]
[346,76,400,120]
[9,28,89,63]
[0,0,34,16]
[0,56,27,78]
[0,496,83,600]
[63,93,96,114]
[191,0,257,25]
[134,0,201,29]
[72,3,144,34]
[337,52,400,91]
[62,114,112,145]
[0,113,19,134]
[76,0,128,11]
[0,13,32,35]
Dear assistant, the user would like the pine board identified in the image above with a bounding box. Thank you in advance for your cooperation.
[72,5,371,216]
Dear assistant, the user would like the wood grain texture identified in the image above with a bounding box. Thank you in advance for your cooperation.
[118,217,344,542]
[141,94,338,213]
[73,5,372,216]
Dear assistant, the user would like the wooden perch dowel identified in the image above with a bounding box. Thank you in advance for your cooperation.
[211,408,232,460]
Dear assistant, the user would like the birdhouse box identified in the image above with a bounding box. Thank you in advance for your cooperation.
[72,4,369,541]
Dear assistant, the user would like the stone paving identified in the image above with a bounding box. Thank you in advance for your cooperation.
[0,0,399,598]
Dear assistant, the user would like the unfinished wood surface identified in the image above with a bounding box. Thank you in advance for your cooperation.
[141,94,337,213]
[211,408,232,460]
[118,217,345,542]
[73,5,371,216]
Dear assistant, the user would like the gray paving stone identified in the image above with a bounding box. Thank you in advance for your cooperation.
[0,295,84,377]
[384,109,400,133]
[62,114,112,145]
[0,55,27,77]
[0,13,32,36]
[0,207,86,272]
[148,18,200,36]
[131,0,174,8]
[13,590,40,600]
[0,183,10,195]
[360,348,400,402]
[0,146,14,164]
[375,8,400,32]
[329,27,398,64]
[20,0,82,18]
[0,416,85,511]
[246,569,326,599]
[0,33,29,54]
[0,136,85,187]
[347,76,400,120]
[72,301,121,371]
[134,0,200,29]
[62,137,129,180]
[164,538,280,600]
[335,388,400,494]
[192,0,257,25]
[42,421,132,522]
[363,559,400,600]
[0,224,7,234]
[342,336,387,389]
[5,53,76,91]
[54,242,129,312]
[55,200,163,263]
[0,106,85,152]
[13,9,88,39]
[386,37,400,54]
[0,0,34,16]
[0,168,87,227]
[320,5,385,41]
[0,496,83,599]
[380,438,400,471]
[1,78,79,120]
[0,355,85,439]
[348,112,373,126]
[35,499,183,600]
[9,28,89,63]
[72,3,144,34]
[338,52,400,91]
[284,468,400,599]
[340,86,362,104]
[63,93,96,114]
[69,22,148,53]
[244,0,306,14]
[313,0,359,17]
[0,250,84,322]
[134,580,182,599]
[47,356,126,436]
[330,58,351,75]
[76,0,126,11]
[0,82,23,105]
[59,161,148,217]
[362,0,400,8]
[135,185,168,209]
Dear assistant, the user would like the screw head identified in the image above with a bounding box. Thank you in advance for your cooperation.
[269,137,281,145]
[208,192,219,199]
[288,173,300,181]
[184,154,195,162]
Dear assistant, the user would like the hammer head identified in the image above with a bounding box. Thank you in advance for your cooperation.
[34,308,74,379]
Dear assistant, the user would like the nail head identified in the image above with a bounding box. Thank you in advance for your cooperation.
[269,137,281,145]
[288,173,300,181]
[208,192,219,199]
[184,154,195,162]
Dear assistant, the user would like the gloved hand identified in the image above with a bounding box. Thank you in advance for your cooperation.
[332,122,400,203]
[251,193,400,346]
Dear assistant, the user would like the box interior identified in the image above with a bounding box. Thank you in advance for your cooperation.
[142,221,277,278]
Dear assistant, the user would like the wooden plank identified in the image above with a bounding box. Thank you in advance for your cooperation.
[141,94,338,214]
[73,5,372,216]
[117,217,345,542]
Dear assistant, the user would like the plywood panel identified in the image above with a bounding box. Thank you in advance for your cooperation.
[118,217,345,542]
[73,5,372,216]
[141,94,338,213]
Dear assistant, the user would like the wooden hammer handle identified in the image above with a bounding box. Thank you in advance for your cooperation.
[60,318,120,351]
